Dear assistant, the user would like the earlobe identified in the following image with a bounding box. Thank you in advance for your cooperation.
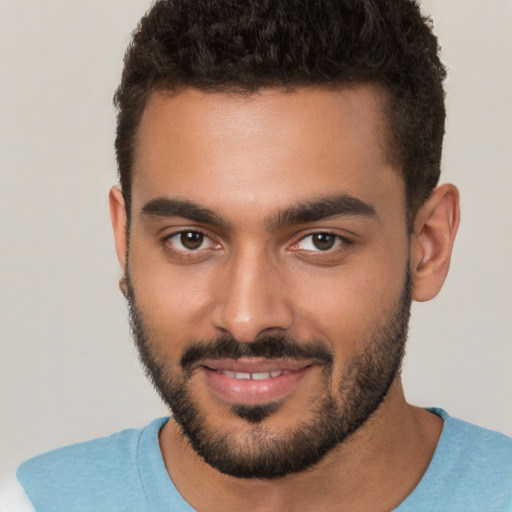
[410,184,460,302]
[109,186,128,272]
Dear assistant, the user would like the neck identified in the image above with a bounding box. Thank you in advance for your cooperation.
[159,380,443,512]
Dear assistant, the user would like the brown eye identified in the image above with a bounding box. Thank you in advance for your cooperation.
[164,230,219,259]
[312,233,336,251]
[180,231,204,250]
[294,232,343,253]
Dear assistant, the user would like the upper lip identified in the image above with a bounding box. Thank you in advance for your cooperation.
[199,357,313,373]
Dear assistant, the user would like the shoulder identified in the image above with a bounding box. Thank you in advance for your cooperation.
[16,418,168,512]
[399,409,512,511]
[438,409,512,474]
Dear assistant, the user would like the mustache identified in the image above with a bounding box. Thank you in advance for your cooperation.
[180,334,333,372]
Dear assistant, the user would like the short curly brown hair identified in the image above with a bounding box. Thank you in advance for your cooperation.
[114,0,446,228]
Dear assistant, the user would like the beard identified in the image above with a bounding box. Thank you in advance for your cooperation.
[125,269,411,480]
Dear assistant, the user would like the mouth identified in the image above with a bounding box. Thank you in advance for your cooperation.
[197,358,313,405]
[212,369,292,380]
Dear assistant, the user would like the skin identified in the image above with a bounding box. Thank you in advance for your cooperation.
[110,85,460,511]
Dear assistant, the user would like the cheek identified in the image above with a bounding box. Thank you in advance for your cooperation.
[289,254,408,353]
[128,246,217,348]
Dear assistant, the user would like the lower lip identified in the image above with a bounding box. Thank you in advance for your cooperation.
[200,366,310,405]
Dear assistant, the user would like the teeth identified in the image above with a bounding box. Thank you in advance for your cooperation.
[220,370,285,379]
[252,372,271,380]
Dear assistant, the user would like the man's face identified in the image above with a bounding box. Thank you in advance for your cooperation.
[124,86,412,478]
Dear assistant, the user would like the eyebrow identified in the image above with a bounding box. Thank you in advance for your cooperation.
[267,194,377,230]
[140,193,376,230]
[140,197,231,228]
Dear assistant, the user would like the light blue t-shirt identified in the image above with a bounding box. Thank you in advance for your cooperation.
[16,409,512,511]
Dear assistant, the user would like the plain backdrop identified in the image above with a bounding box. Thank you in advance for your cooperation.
[1,0,511,481]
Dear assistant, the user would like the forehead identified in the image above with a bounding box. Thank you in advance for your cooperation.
[132,86,404,225]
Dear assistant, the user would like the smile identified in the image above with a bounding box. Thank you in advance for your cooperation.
[216,369,290,380]
[198,359,313,405]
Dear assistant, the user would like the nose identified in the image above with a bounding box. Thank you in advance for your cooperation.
[210,248,294,342]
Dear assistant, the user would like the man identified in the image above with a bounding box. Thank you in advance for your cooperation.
[6,0,512,510]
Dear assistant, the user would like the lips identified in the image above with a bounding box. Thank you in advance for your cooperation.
[198,357,312,405]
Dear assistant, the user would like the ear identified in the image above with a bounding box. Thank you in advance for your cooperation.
[410,184,460,302]
[109,186,128,273]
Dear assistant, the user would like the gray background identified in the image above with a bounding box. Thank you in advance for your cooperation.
[1,0,511,480]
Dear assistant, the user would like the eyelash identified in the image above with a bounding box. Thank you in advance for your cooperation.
[293,232,349,253]
[160,229,219,259]
[160,229,352,260]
